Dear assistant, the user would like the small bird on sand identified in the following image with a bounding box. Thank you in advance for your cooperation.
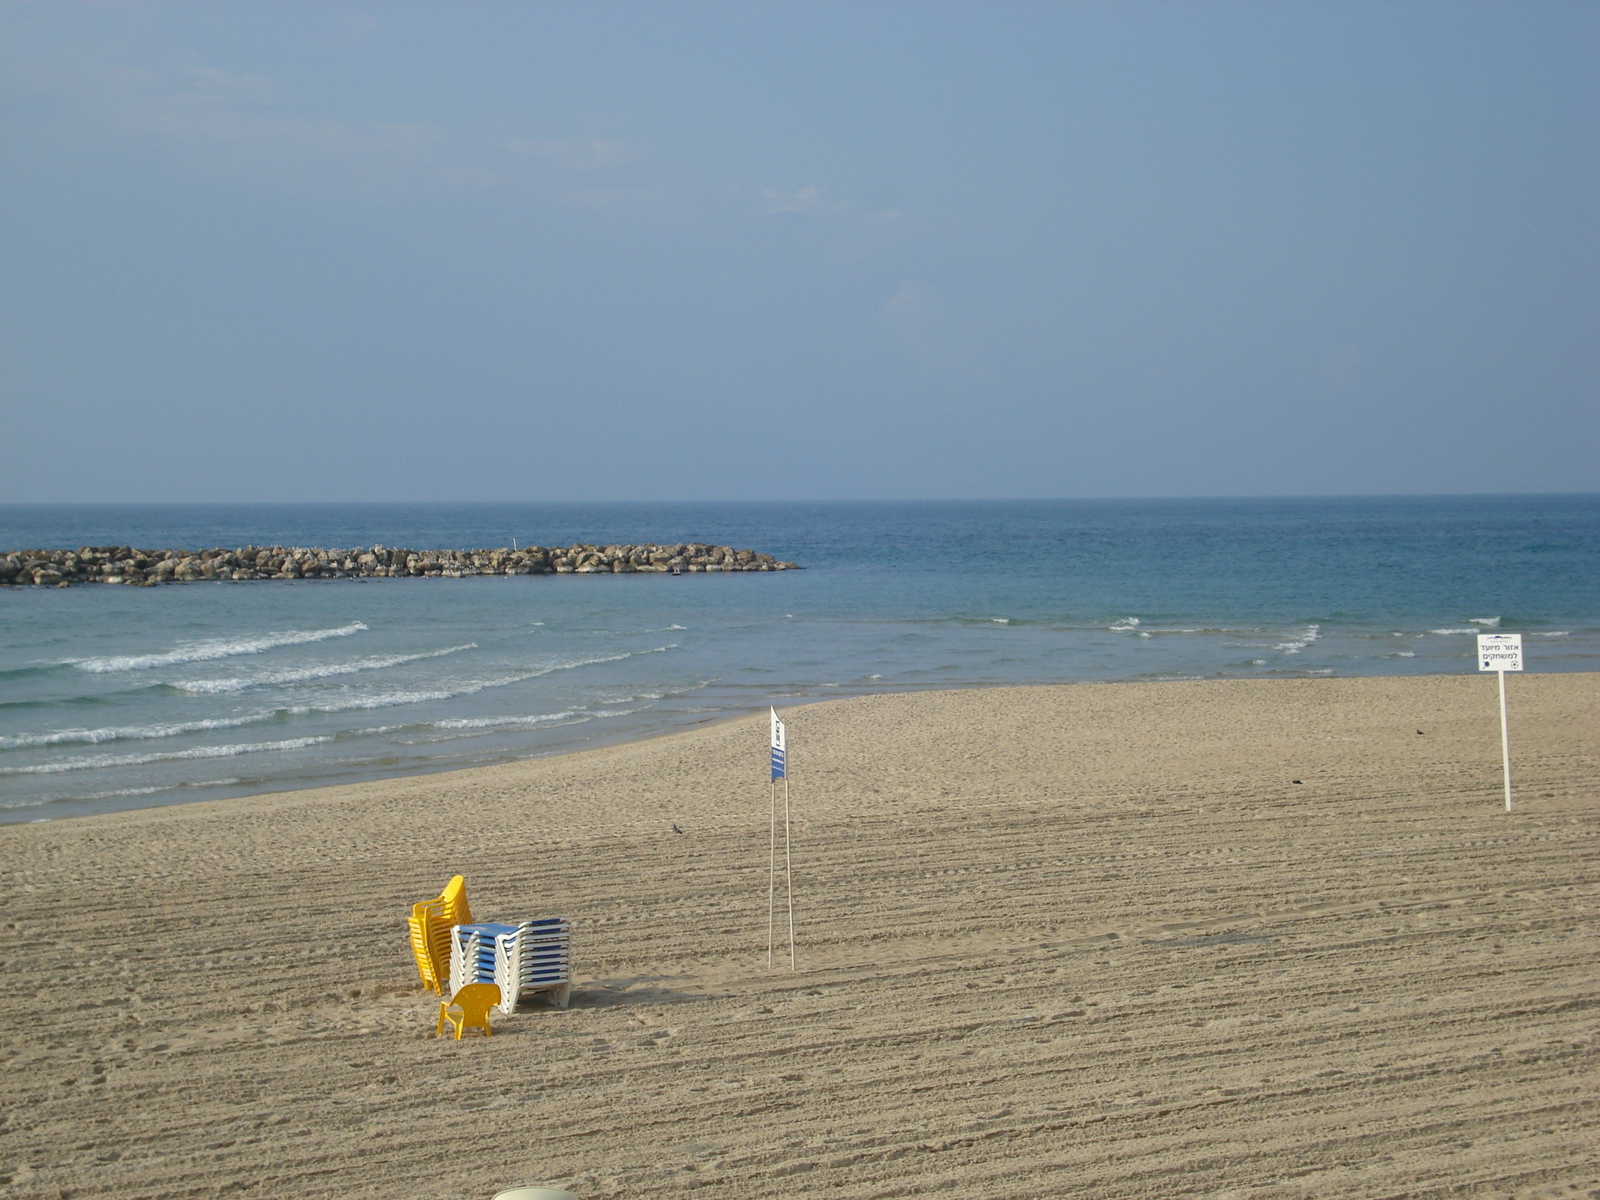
[671,823,684,834]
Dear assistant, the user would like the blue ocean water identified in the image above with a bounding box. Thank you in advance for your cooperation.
[2,496,1595,823]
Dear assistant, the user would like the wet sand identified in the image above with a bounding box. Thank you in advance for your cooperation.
[1,674,1596,1199]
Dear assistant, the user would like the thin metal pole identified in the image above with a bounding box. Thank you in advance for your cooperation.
[1498,669,1513,812]
[768,780,777,969]
[784,776,795,971]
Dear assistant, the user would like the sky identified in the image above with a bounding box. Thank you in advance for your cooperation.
[1,1,1596,502]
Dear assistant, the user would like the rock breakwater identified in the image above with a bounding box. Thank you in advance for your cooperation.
[0,543,801,587]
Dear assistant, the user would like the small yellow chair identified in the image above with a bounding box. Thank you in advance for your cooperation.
[436,982,501,1039]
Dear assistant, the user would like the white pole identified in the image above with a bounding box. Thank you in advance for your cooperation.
[784,775,795,972]
[768,779,777,969]
[1498,668,1512,812]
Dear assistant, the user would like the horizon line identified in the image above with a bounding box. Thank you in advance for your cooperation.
[2,491,1597,509]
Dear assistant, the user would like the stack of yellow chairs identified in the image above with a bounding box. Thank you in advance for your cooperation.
[408,874,471,995]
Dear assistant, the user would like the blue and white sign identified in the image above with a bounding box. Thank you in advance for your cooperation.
[770,707,786,779]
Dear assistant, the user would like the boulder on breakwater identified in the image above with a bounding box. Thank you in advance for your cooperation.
[0,543,802,586]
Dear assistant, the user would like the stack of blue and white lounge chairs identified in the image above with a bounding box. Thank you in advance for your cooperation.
[449,918,572,1015]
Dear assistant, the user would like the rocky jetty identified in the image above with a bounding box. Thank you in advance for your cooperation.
[0,543,801,587]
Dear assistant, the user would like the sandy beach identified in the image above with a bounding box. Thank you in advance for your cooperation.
[2,673,1596,1200]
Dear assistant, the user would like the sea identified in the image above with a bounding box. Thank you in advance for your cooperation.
[2,496,1595,824]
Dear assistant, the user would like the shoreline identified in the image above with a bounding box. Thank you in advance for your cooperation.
[3,694,768,828]
[2,672,1595,1198]
[6,669,1588,827]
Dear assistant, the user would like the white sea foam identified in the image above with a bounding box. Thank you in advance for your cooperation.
[590,680,709,707]
[277,645,678,716]
[0,736,336,775]
[1,784,161,810]
[1276,624,1322,653]
[1470,616,1501,627]
[0,714,267,750]
[1534,631,1570,636]
[1430,628,1479,635]
[1398,651,1416,657]
[431,711,585,731]
[992,618,1010,624]
[1110,618,1140,631]
[558,643,674,670]
[596,690,664,704]
[170,644,476,693]
[284,689,469,715]
[67,623,368,672]
[5,776,250,810]
[102,778,243,799]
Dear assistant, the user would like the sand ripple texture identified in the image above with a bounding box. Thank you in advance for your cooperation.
[1,674,1596,1200]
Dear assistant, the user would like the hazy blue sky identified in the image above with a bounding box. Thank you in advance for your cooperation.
[2,1,1595,502]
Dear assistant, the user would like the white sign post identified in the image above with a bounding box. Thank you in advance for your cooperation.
[1477,633,1522,812]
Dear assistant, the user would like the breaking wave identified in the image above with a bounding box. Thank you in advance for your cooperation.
[66,624,369,672]
[170,643,476,693]
[0,714,269,751]
[277,644,677,715]
[430,711,587,731]
[1,646,671,750]
[0,737,337,776]
[1276,624,1321,653]
[1,778,248,812]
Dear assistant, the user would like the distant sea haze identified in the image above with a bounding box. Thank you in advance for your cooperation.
[1,496,1595,823]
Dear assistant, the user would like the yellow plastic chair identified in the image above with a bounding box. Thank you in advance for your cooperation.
[437,982,501,1039]
[439,874,470,925]
[408,875,473,994]
[408,902,447,994]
